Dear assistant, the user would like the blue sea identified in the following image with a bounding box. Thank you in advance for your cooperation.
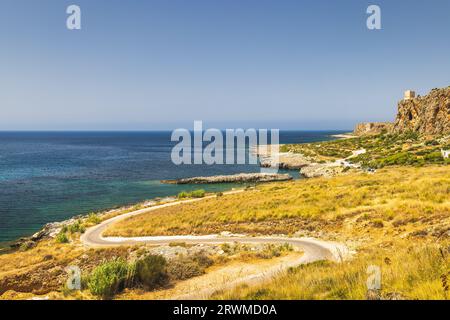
[0,131,345,243]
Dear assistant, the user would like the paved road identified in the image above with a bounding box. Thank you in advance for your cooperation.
[81,192,350,263]
[80,193,351,299]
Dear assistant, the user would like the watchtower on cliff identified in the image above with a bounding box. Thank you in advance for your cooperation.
[404,90,416,100]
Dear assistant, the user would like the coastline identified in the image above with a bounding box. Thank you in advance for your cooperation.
[1,132,347,248]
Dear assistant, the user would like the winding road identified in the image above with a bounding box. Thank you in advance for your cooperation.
[80,191,351,298]
[81,191,350,263]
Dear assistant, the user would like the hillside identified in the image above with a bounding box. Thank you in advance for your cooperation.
[105,165,450,299]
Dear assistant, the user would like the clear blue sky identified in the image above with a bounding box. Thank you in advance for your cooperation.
[1,0,449,130]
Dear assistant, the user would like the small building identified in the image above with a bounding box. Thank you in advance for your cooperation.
[404,90,416,100]
[441,149,450,159]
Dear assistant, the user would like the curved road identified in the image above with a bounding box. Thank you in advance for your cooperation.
[80,194,351,298]
[81,193,350,264]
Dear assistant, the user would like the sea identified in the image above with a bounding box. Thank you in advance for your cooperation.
[0,130,345,243]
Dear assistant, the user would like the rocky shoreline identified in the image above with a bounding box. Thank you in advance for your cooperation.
[161,172,293,184]
[6,198,173,252]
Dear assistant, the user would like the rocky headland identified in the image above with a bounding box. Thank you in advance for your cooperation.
[392,87,450,135]
[354,86,450,136]
[161,173,293,184]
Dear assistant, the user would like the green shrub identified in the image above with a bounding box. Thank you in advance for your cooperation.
[56,232,69,243]
[424,151,444,163]
[86,213,101,225]
[190,189,206,198]
[177,191,189,199]
[135,254,168,289]
[67,220,86,234]
[87,258,130,299]
[178,189,206,199]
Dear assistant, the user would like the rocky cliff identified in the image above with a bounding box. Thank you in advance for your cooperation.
[392,87,450,135]
[354,86,450,136]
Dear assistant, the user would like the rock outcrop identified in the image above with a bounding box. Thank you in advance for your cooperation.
[300,163,345,178]
[259,153,312,169]
[161,173,292,184]
[392,87,450,135]
[255,145,313,169]
[354,122,393,136]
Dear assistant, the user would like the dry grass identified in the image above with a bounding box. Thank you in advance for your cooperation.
[102,165,450,300]
[105,165,450,239]
[212,240,450,300]
[1,165,449,300]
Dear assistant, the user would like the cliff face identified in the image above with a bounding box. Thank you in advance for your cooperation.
[393,87,450,135]
[354,122,393,136]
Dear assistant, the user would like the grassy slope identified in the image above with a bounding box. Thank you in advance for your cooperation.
[2,131,449,299]
[106,165,450,299]
[106,166,450,239]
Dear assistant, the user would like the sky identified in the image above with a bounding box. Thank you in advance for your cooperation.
[1,0,450,130]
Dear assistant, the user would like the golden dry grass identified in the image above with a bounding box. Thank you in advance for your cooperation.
[105,165,450,239]
[2,165,449,300]
[212,240,450,300]
[103,165,450,300]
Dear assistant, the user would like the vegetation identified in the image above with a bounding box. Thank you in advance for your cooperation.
[105,166,449,238]
[86,258,131,299]
[101,165,449,300]
[135,254,168,289]
[67,220,86,234]
[281,132,450,168]
[213,241,450,300]
[86,213,102,225]
[178,189,206,199]
[55,231,69,244]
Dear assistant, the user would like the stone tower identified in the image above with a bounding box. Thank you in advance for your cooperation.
[404,90,416,100]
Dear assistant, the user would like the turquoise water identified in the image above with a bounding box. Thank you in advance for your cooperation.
[0,131,344,243]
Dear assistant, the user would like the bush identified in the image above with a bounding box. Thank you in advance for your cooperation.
[135,254,168,289]
[165,252,213,282]
[190,189,206,198]
[178,189,206,199]
[177,191,189,199]
[166,256,205,280]
[55,232,69,243]
[86,213,101,225]
[424,151,444,163]
[192,252,214,268]
[87,258,130,299]
[67,220,86,234]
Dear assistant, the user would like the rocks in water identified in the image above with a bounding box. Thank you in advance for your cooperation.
[161,173,293,184]
[393,87,450,135]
